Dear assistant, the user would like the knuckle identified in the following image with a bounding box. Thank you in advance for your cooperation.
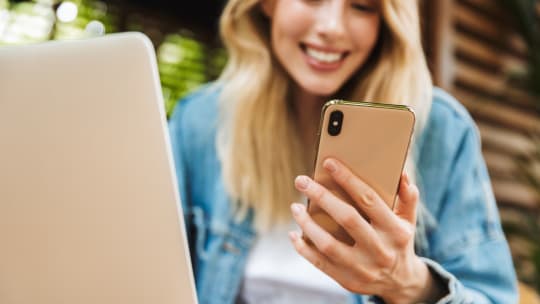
[363,189,378,204]
[394,224,414,248]
[314,258,327,271]
[296,212,309,226]
[296,240,310,256]
[296,218,314,235]
[340,212,360,231]
[318,239,336,257]
[312,184,326,202]
[376,251,395,269]
[337,167,353,184]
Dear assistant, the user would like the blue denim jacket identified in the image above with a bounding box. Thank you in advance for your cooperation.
[168,85,518,304]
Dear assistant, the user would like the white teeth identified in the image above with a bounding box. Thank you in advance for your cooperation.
[305,47,343,63]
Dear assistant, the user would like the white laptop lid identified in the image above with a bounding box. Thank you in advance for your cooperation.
[0,32,198,304]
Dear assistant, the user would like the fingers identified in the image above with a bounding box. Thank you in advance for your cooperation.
[290,203,351,262]
[289,229,379,295]
[394,173,419,225]
[294,176,377,245]
[322,158,399,230]
[288,230,352,284]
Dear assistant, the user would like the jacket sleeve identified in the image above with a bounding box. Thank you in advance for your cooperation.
[353,117,518,304]
[418,125,518,303]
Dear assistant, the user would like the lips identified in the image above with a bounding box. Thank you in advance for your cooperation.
[300,43,349,71]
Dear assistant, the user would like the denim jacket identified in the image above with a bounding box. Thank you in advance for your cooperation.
[168,85,518,304]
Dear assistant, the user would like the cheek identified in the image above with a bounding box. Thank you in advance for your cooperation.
[350,17,381,52]
[271,3,314,48]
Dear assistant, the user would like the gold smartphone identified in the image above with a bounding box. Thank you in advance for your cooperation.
[306,100,415,246]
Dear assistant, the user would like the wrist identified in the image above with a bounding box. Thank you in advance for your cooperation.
[382,257,444,304]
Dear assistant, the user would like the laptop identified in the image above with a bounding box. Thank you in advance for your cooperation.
[0,32,198,304]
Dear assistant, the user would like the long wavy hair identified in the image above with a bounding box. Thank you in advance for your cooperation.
[216,0,433,231]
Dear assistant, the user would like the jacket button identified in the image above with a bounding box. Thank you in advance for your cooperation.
[222,241,241,255]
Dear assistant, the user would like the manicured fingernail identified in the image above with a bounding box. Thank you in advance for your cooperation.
[291,203,303,216]
[323,159,337,173]
[288,231,298,241]
[295,176,310,190]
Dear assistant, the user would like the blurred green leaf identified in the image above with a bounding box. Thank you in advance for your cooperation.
[496,0,540,101]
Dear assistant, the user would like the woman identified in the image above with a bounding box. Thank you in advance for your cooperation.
[168,0,518,303]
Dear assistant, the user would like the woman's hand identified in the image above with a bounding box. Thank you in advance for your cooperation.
[289,158,444,304]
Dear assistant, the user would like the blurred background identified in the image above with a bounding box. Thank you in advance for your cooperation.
[0,0,227,116]
[0,0,539,302]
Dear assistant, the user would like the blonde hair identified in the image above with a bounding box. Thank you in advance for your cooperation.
[217,0,433,231]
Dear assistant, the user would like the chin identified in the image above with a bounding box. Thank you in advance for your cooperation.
[302,83,341,97]
[308,88,338,97]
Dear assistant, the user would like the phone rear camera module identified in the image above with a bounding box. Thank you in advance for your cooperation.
[328,110,343,136]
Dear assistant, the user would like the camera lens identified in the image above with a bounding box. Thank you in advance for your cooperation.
[328,110,343,136]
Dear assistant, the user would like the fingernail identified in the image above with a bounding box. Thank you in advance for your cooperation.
[408,183,417,194]
[323,159,337,173]
[295,176,310,190]
[291,203,303,216]
[403,172,410,186]
[288,231,298,241]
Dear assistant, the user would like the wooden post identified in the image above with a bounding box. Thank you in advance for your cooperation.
[424,0,455,90]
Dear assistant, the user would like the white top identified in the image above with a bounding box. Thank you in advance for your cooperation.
[241,221,350,304]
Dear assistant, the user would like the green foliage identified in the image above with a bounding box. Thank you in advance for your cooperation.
[0,1,227,117]
[497,0,540,102]
[156,32,227,117]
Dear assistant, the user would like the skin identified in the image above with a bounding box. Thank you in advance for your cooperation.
[263,0,381,148]
[291,160,445,303]
[261,0,447,302]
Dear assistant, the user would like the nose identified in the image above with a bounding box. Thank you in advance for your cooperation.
[314,0,347,40]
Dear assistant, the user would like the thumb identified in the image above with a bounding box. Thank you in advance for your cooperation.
[394,172,419,225]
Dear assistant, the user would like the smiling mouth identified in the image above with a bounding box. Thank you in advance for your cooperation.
[301,43,349,64]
